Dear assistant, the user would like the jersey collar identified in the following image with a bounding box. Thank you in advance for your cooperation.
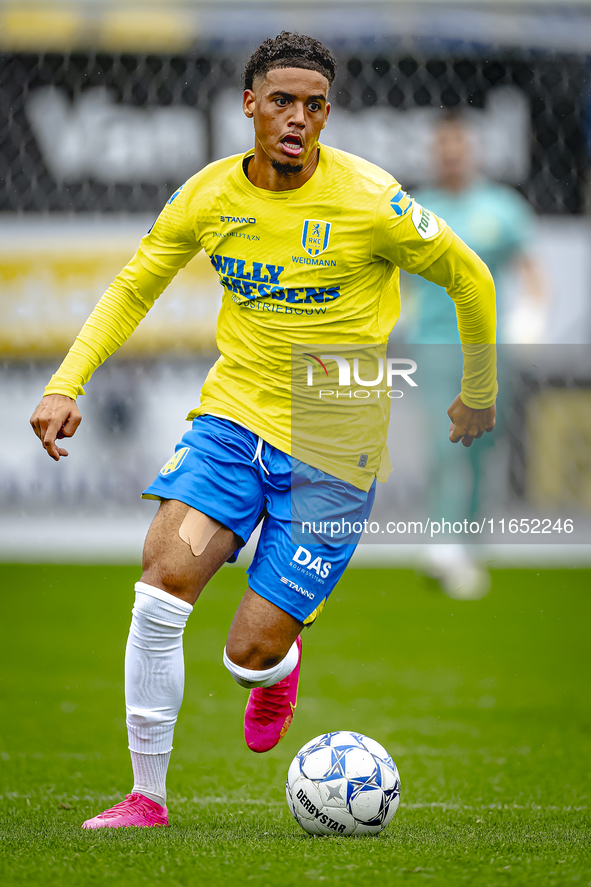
[234,144,333,201]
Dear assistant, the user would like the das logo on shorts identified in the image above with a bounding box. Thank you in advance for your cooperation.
[302,219,331,257]
[159,446,190,476]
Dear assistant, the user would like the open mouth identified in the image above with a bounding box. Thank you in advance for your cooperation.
[280,134,304,157]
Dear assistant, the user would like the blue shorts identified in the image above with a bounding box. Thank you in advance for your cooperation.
[142,415,376,624]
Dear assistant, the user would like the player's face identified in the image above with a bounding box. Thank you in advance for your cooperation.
[243,67,330,173]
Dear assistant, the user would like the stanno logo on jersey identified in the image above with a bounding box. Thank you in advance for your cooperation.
[220,215,256,224]
[302,220,331,257]
[390,188,412,217]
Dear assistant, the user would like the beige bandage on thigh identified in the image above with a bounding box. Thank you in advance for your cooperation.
[178,508,223,557]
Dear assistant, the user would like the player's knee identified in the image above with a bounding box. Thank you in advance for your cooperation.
[224,637,283,671]
[139,566,192,602]
[223,639,300,688]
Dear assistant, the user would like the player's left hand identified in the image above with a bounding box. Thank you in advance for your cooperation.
[447,394,496,448]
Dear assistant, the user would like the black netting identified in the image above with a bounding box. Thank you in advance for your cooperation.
[0,44,588,214]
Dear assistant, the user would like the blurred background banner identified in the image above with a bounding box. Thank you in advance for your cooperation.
[1,0,591,561]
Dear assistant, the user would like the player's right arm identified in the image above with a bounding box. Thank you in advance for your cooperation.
[30,184,200,460]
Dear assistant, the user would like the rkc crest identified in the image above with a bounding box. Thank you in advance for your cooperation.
[159,446,190,476]
[302,219,331,257]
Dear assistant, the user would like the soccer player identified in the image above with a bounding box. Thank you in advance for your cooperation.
[29,32,496,829]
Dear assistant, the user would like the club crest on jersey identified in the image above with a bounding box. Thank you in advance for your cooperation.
[159,446,190,476]
[302,219,331,257]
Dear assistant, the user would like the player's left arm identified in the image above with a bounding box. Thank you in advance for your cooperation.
[371,184,496,447]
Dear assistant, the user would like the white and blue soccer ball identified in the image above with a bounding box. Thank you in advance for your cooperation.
[286,731,401,836]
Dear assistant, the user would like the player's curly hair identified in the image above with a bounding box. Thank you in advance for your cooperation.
[244,31,337,91]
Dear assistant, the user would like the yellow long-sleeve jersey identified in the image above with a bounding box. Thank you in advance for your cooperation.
[44,145,496,490]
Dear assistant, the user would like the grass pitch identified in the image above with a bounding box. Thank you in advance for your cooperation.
[0,563,589,886]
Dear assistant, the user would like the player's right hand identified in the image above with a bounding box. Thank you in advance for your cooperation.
[30,394,82,461]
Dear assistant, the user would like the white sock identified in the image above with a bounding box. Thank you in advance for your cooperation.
[223,640,299,688]
[125,581,193,804]
[130,750,170,807]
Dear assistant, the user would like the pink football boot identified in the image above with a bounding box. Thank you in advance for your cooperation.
[244,635,302,753]
[81,793,168,829]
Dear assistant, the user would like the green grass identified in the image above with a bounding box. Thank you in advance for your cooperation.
[0,563,589,886]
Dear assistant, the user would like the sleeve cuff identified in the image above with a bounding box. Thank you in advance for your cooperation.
[43,383,85,400]
[460,385,498,411]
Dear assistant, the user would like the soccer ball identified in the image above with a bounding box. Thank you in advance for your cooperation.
[286,731,401,836]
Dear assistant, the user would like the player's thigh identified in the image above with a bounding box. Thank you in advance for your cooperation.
[141,498,240,605]
[233,474,376,650]
[140,416,268,604]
